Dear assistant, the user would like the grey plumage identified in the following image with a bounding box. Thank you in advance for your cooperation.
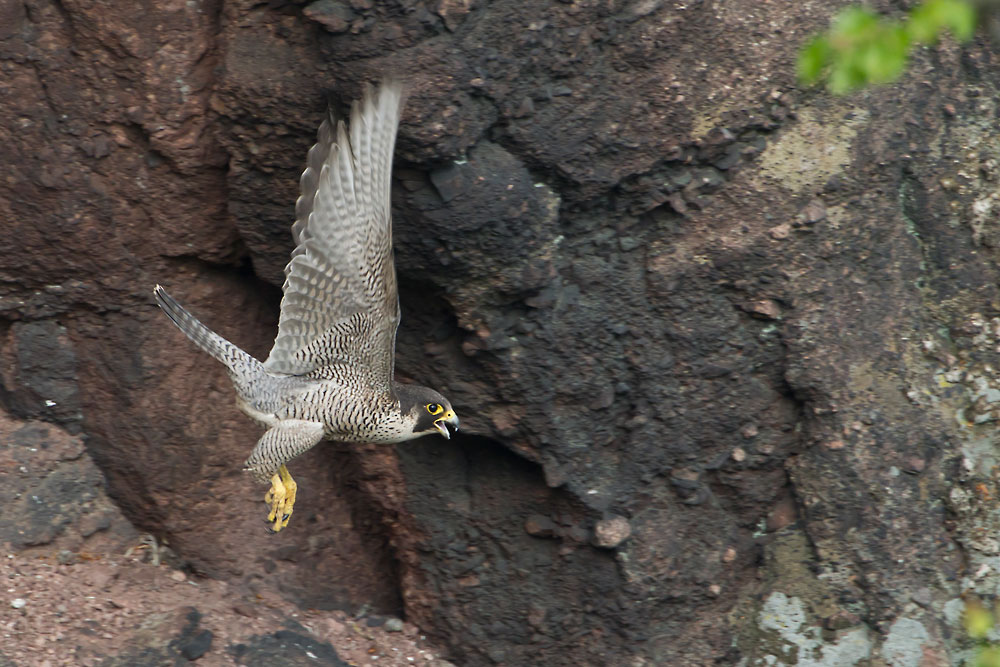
[265,83,400,385]
[154,81,459,532]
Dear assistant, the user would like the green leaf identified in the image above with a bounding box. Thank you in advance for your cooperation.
[976,645,1000,667]
[828,59,866,95]
[798,36,832,84]
[863,26,910,83]
[798,0,978,93]
[831,6,881,39]
[941,0,977,41]
[966,600,995,640]
[908,4,942,42]
[910,0,977,42]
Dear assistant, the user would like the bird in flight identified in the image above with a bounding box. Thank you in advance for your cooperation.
[154,81,459,532]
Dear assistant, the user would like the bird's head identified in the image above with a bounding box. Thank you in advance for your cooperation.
[397,384,460,440]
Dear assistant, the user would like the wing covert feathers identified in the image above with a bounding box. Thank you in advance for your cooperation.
[264,81,404,384]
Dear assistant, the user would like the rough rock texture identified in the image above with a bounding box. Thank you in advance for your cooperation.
[0,412,139,554]
[0,410,447,665]
[5,0,1000,663]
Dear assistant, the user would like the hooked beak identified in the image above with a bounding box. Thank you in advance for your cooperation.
[433,410,459,439]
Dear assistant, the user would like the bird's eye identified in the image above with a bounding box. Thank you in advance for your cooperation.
[426,403,443,415]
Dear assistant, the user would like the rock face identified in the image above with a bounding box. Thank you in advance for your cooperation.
[4,0,1000,664]
[0,412,138,554]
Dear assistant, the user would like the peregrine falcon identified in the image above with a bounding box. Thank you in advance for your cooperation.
[153,81,459,532]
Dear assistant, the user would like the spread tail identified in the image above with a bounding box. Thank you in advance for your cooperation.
[153,285,263,380]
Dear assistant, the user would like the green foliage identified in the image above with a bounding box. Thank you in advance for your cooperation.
[980,646,1000,667]
[798,0,978,94]
[965,599,1000,667]
[967,599,995,639]
[909,0,977,42]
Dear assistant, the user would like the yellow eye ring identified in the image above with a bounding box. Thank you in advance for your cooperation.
[426,403,443,415]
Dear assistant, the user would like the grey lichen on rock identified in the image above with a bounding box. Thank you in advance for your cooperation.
[880,617,931,667]
[755,592,873,666]
[756,106,870,193]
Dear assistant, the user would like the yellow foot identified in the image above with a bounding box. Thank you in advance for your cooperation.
[264,465,298,533]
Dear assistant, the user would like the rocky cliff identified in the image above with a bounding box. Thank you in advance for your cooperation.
[3,0,1000,664]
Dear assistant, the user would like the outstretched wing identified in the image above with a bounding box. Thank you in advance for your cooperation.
[263,81,404,389]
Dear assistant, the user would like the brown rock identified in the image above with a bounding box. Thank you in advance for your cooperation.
[769,223,792,239]
[745,299,782,320]
[592,516,632,549]
[800,198,827,225]
[766,497,798,533]
[0,0,989,663]
[524,515,557,538]
[303,0,356,33]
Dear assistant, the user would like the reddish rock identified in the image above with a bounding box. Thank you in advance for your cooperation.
[1,0,994,664]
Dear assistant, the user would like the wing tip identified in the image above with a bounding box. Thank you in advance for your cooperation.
[375,76,405,99]
[153,284,170,307]
[358,78,405,123]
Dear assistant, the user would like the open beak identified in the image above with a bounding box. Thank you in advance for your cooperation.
[434,410,459,439]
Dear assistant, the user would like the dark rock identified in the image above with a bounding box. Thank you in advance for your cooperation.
[429,162,472,203]
[3,459,99,547]
[524,514,557,538]
[619,236,641,252]
[0,0,25,40]
[100,607,210,666]
[228,630,348,666]
[178,629,213,660]
[514,97,535,118]
[712,144,743,170]
[2,320,81,429]
[303,0,357,33]
[688,167,725,190]
[0,414,137,557]
[169,609,214,661]
[668,170,693,189]
[4,0,996,663]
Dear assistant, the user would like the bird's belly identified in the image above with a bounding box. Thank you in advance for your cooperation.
[270,385,404,443]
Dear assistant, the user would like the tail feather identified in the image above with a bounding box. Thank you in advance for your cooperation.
[153,285,262,378]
